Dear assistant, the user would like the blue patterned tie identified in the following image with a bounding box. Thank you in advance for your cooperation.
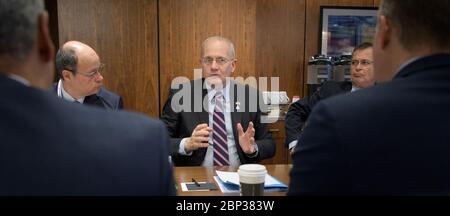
[213,92,229,166]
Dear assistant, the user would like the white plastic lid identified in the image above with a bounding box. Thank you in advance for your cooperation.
[237,164,267,184]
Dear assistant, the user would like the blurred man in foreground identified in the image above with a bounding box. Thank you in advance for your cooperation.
[0,0,174,195]
[285,42,375,152]
[289,0,450,195]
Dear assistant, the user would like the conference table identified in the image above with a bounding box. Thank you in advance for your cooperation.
[175,164,292,196]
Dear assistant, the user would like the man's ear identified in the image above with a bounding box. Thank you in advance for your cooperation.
[36,11,55,63]
[230,59,237,73]
[62,70,72,81]
[377,15,391,50]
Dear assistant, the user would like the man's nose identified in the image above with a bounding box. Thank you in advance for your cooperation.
[210,60,219,69]
[96,73,104,82]
[355,64,364,70]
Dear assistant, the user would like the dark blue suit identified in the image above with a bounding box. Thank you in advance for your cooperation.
[1,75,174,195]
[289,54,450,195]
[285,81,352,147]
[161,79,275,166]
[53,83,124,110]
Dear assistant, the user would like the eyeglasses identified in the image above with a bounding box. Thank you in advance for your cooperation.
[201,57,232,66]
[351,59,373,67]
[79,63,105,78]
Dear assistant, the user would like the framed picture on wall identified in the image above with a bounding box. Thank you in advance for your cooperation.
[320,6,378,56]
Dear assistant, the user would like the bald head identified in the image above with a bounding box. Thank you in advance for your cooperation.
[56,41,103,98]
[56,41,100,79]
[201,36,236,59]
[63,41,97,57]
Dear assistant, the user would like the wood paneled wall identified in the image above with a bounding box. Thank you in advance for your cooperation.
[159,0,306,108]
[159,0,258,108]
[374,0,382,6]
[57,0,159,117]
[45,0,59,49]
[255,0,306,99]
[52,0,379,117]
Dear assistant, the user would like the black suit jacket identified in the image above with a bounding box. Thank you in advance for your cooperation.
[53,83,123,110]
[1,75,174,195]
[289,54,450,195]
[160,79,275,166]
[285,81,352,147]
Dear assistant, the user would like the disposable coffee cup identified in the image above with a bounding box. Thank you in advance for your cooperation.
[237,164,267,196]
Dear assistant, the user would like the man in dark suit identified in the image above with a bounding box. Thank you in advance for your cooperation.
[54,41,123,110]
[0,0,174,195]
[285,42,375,151]
[289,0,450,195]
[161,36,275,166]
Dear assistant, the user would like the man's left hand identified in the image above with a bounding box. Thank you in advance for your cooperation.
[237,122,256,154]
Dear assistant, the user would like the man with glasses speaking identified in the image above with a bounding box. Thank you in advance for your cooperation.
[54,41,123,110]
[285,42,375,153]
[161,36,275,166]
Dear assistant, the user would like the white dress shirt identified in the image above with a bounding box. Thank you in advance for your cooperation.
[178,81,258,167]
[8,74,30,86]
[57,79,85,103]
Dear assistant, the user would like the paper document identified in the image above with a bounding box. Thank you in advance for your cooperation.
[216,170,288,188]
[214,170,288,194]
[213,176,240,194]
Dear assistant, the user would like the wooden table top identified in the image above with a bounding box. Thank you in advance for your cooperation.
[175,164,292,196]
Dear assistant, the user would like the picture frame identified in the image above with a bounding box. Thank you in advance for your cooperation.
[320,6,378,56]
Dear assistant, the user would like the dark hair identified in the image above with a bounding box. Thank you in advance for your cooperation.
[380,0,450,51]
[352,42,373,56]
[0,0,44,63]
[55,47,78,79]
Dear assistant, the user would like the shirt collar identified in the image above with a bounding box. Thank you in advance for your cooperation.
[57,79,85,103]
[392,56,423,78]
[351,86,360,92]
[206,79,231,103]
[8,74,30,86]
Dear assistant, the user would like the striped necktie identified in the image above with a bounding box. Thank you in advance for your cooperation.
[212,92,229,166]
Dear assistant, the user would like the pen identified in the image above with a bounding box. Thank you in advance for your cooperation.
[192,178,201,187]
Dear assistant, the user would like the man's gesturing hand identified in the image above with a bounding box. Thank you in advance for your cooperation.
[237,122,256,154]
[185,123,212,152]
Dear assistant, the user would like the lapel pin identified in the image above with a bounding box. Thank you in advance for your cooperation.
[235,102,240,111]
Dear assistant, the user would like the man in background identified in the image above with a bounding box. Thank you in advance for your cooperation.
[55,41,123,110]
[161,36,275,166]
[0,0,174,195]
[289,0,450,195]
[285,42,375,152]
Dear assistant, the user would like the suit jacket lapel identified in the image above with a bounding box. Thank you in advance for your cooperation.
[195,80,209,125]
[195,80,243,135]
